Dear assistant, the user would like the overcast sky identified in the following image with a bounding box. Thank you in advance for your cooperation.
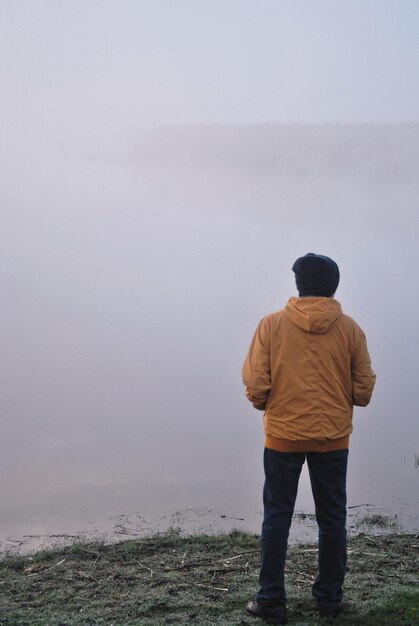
[1,0,419,150]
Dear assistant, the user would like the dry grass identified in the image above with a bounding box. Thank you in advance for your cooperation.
[0,531,417,625]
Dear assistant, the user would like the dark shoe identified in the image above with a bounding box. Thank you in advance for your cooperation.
[317,604,341,618]
[245,600,287,624]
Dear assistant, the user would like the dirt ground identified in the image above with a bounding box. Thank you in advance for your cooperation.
[0,531,418,625]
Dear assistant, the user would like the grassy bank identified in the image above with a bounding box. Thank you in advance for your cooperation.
[0,532,417,625]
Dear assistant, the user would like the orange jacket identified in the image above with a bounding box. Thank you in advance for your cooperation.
[242,297,376,451]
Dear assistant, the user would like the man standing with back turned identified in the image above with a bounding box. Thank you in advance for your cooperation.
[243,253,376,624]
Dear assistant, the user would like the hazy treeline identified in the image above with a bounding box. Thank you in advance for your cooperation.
[120,123,419,182]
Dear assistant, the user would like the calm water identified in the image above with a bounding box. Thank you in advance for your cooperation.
[2,126,418,554]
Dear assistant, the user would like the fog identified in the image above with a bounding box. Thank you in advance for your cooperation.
[2,123,418,547]
[1,2,419,549]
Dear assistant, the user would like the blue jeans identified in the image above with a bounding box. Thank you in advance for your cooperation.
[257,447,348,608]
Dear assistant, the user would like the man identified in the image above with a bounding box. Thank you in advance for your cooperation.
[242,253,376,625]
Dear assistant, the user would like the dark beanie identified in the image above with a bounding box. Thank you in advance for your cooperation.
[292,253,340,297]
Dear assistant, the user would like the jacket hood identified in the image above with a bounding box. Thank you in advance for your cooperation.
[285,297,342,334]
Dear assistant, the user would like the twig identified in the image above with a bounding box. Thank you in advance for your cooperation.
[348,550,382,557]
[76,570,100,582]
[348,504,375,509]
[136,560,153,577]
[5,538,31,548]
[223,554,243,563]
[196,583,229,592]
[43,559,66,573]
[63,582,93,601]
[156,548,258,573]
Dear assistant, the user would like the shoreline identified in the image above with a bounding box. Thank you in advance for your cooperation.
[3,503,415,559]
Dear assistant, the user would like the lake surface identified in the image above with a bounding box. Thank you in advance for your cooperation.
[2,125,418,554]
